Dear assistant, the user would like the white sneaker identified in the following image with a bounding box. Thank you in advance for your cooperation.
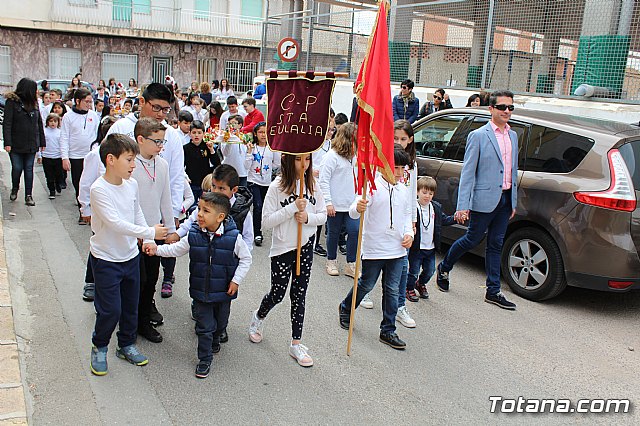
[248,310,265,343]
[396,306,416,328]
[344,262,360,278]
[359,293,373,309]
[326,259,339,276]
[289,343,314,367]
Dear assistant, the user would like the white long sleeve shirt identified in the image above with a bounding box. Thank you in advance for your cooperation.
[131,155,176,242]
[106,113,185,217]
[403,161,418,222]
[262,177,327,257]
[156,222,252,285]
[221,143,248,178]
[90,176,156,262]
[59,109,100,160]
[349,172,413,260]
[318,150,357,212]
[177,194,254,251]
[244,144,281,186]
[78,146,104,217]
[43,127,62,159]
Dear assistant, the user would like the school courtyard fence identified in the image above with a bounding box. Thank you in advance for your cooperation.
[259,0,640,102]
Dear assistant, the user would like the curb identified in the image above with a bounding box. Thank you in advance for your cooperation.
[0,210,28,424]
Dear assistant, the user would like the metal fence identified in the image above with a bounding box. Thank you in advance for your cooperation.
[260,0,640,102]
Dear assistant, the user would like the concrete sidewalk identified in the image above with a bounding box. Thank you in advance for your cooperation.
[0,199,28,424]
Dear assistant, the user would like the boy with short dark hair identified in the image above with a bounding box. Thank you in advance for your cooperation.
[132,117,177,343]
[89,134,168,375]
[240,97,265,134]
[405,176,455,301]
[338,145,414,350]
[183,120,219,205]
[149,192,252,378]
[219,96,246,130]
[177,110,194,145]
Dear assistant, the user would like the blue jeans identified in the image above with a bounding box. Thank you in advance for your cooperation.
[397,253,409,308]
[340,257,404,333]
[9,152,36,196]
[407,249,436,291]
[440,190,512,295]
[326,212,359,262]
[248,183,269,237]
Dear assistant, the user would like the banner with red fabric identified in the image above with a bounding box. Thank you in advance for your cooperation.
[266,73,336,154]
[354,0,395,191]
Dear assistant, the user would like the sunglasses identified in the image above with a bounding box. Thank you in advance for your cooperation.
[493,104,515,111]
[401,86,409,89]
[433,95,442,100]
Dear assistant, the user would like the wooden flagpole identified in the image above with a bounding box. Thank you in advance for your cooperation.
[347,174,367,356]
[296,164,305,276]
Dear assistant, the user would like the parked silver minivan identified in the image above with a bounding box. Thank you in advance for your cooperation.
[414,108,640,301]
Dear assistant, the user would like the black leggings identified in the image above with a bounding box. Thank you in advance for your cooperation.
[248,183,269,237]
[257,239,313,340]
[42,157,64,192]
[70,158,84,207]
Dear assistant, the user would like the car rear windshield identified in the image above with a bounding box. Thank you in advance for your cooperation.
[524,125,594,173]
[619,140,640,190]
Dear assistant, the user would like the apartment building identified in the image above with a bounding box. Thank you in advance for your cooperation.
[0,0,266,92]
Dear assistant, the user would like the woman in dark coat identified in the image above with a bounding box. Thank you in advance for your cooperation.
[3,78,46,205]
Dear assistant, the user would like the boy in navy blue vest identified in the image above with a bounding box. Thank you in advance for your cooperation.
[148,192,252,378]
[405,176,455,301]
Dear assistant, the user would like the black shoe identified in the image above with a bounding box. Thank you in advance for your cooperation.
[55,184,62,194]
[49,191,56,200]
[485,292,516,310]
[219,328,228,343]
[314,244,327,257]
[9,189,18,201]
[82,283,95,301]
[415,281,429,299]
[212,338,221,354]
[60,182,67,190]
[339,305,350,330]
[436,263,450,292]
[379,332,406,350]
[406,289,420,302]
[149,299,164,326]
[195,361,210,378]
[254,235,263,247]
[138,323,163,343]
[339,244,347,256]
[25,195,35,206]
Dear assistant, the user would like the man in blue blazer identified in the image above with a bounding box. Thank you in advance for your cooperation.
[436,90,518,310]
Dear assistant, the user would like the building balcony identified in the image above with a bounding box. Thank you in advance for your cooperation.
[50,0,263,46]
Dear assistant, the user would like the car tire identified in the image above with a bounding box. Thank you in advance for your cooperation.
[501,227,567,301]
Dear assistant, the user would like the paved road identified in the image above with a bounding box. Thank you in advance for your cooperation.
[2,152,640,425]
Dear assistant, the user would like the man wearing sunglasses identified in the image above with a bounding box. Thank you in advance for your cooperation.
[392,79,420,124]
[436,90,518,311]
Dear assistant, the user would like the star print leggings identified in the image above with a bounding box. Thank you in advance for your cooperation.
[257,238,314,340]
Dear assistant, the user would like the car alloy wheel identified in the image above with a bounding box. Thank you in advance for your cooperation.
[507,238,549,291]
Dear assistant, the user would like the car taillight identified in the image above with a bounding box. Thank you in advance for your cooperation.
[574,149,636,212]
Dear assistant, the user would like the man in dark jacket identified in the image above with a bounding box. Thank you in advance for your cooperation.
[392,79,420,124]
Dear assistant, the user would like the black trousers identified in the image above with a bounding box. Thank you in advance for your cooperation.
[138,246,161,326]
[42,157,64,192]
[70,158,84,207]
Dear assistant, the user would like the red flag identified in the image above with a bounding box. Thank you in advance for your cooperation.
[355,0,395,192]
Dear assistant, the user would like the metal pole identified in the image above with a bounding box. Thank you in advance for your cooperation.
[481,0,495,88]
[346,9,355,78]
[306,0,315,70]
[259,0,270,72]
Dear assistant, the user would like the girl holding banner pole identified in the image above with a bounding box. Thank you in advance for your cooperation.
[248,153,327,367]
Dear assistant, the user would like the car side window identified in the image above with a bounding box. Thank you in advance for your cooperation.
[451,117,527,165]
[414,115,467,159]
[524,125,594,173]
[619,140,640,190]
